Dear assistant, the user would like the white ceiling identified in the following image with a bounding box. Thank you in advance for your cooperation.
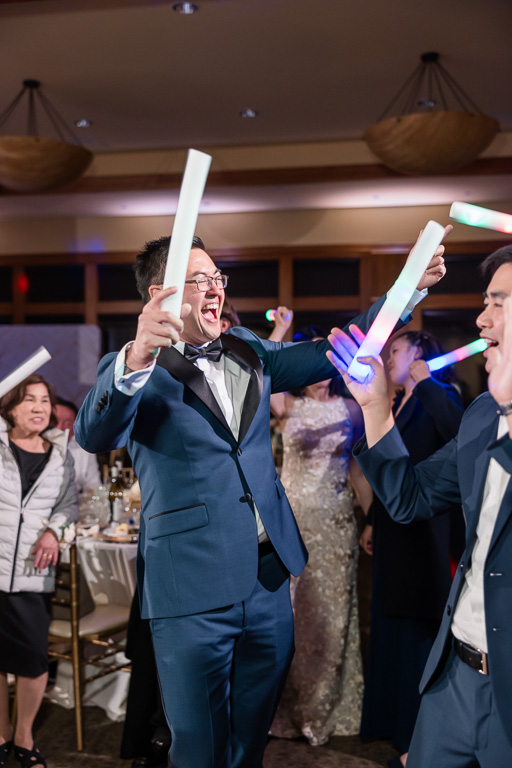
[1,0,511,217]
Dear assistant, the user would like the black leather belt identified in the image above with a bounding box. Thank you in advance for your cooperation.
[453,636,489,675]
[258,540,274,558]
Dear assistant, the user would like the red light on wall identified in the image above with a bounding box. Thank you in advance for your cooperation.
[17,274,29,293]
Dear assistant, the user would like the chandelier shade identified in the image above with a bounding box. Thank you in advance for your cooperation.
[363,53,500,176]
[0,80,93,192]
[364,111,499,176]
[0,136,92,192]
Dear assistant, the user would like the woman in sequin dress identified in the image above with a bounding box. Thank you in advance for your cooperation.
[270,333,371,746]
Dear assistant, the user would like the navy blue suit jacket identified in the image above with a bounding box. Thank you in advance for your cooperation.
[355,392,512,741]
[75,297,389,620]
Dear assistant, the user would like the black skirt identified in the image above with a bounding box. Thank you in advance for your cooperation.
[0,591,52,677]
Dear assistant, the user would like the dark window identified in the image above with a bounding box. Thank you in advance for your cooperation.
[215,261,278,298]
[292,309,361,337]
[25,315,84,324]
[294,259,359,297]
[98,314,138,354]
[98,265,140,302]
[0,267,12,301]
[435,254,487,294]
[25,266,84,303]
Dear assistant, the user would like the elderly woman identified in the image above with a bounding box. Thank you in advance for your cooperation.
[0,374,78,768]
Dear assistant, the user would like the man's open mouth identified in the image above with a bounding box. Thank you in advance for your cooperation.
[201,303,218,322]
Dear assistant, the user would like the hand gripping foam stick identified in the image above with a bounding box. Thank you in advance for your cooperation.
[346,220,446,383]
[0,346,52,399]
[161,149,213,317]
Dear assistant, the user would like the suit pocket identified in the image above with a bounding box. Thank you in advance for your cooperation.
[148,504,208,538]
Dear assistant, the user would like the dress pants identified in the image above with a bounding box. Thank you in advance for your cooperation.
[407,644,511,768]
[150,549,294,768]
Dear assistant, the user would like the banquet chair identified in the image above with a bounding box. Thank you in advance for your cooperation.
[48,541,131,751]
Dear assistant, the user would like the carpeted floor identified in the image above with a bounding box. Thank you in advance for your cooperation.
[25,699,397,768]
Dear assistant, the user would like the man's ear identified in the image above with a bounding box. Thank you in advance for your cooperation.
[148,284,163,301]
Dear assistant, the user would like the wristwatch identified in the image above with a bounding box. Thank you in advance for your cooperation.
[496,400,512,416]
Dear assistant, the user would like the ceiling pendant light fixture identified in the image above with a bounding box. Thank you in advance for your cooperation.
[0,79,93,192]
[363,52,499,176]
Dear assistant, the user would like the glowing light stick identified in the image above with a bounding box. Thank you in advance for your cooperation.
[161,149,212,317]
[0,346,52,399]
[346,220,445,383]
[450,202,512,234]
[427,338,487,372]
[266,309,292,322]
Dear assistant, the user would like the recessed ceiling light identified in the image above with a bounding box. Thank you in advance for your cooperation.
[240,108,258,118]
[172,2,199,14]
[74,118,92,128]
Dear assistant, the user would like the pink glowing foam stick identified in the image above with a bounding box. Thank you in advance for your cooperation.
[346,220,445,383]
[162,149,212,317]
[266,309,291,322]
[0,346,51,399]
[427,338,487,372]
[450,202,512,234]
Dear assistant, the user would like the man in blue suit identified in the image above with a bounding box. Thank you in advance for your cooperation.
[327,245,512,768]
[75,234,445,768]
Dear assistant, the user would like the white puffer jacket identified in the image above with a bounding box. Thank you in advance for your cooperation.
[0,417,79,593]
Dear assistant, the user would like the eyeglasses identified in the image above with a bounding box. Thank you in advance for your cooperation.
[184,274,229,291]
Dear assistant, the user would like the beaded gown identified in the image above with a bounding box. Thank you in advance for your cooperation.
[271,395,363,745]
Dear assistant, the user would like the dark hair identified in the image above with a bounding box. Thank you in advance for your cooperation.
[393,330,456,384]
[480,245,512,282]
[0,373,58,430]
[133,234,206,304]
[289,326,351,398]
[55,396,78,416]
[220,298,241,328]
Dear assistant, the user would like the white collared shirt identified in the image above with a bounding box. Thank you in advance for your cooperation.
[451,416,510,652]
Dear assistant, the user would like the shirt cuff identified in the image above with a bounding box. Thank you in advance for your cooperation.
[400,287,427,321]
[114,342,156,395]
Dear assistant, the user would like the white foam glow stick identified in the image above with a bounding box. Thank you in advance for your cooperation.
[0,346,52,399]
[346,221,445,382]
[161,149,212,317]
[427,338,487,372]
[450,202,512,234]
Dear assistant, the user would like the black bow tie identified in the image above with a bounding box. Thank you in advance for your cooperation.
[183,337,224,363]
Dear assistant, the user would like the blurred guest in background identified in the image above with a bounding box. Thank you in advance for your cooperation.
[359,330,464,768]
[0,374,78,768]
[55,397,101,497]
[270,328,372,746]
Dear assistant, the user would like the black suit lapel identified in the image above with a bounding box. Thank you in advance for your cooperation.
[156,345,232,434]
[221,333,263,444]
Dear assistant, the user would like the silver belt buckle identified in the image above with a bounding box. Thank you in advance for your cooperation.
[477,648,489,675]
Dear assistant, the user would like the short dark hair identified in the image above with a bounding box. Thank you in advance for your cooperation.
[55,396,78,416]
[0,373,58,430]
[133,235,206,304]
[480,245,512,282]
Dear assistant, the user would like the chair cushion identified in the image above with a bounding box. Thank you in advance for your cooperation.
[49,604,130,639]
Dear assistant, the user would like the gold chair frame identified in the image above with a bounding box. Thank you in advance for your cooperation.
[48,541,131,751]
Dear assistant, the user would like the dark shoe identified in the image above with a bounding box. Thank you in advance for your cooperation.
[0,741,12,768]
[13,744,46,768]
[131,758,151,768]
[148,736,171,766]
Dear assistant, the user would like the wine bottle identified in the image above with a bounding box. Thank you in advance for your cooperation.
[109,465,125,523]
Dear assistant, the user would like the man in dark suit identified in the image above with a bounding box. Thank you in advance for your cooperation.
[75,234,445,768]
[327,244,512,768]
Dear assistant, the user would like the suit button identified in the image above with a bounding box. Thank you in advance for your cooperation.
[103,390,109,398]
[237,448,243,456]
[244,492,252,502]
[446,605,452,617]
[95,404,102,413]
[460,562,464,570]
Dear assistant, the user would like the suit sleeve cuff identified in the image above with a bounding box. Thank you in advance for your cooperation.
[114,342,156,395]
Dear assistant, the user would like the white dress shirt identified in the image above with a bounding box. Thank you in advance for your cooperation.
[451,416,510,652]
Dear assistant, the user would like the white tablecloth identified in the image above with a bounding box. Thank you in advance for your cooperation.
[47,538,137,721]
